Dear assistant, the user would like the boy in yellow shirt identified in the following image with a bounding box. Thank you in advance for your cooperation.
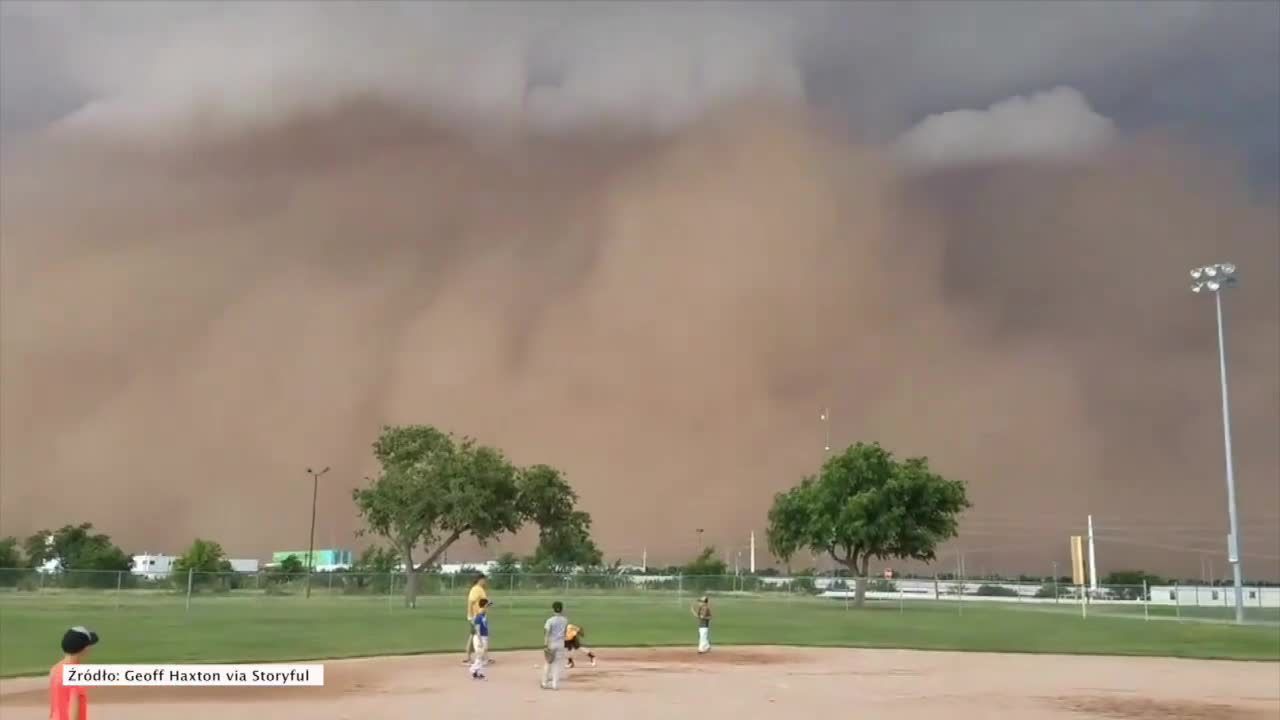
[464,573,490,665]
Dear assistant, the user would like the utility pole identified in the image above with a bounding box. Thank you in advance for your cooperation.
[1087,515,1099,594]
[304,466,330,599]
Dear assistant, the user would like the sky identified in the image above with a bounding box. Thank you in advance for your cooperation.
[0,1,1277,578]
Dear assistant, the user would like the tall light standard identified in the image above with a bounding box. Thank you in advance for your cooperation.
[304,466,331,599]
[1190,262,1244,624]
[820,408,831,454]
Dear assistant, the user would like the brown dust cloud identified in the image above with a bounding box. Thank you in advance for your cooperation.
[1,96,1277,578]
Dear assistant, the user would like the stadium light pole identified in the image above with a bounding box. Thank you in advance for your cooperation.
[304,466,331,599]
[820,408,831,455]
[1189,262,1244,624]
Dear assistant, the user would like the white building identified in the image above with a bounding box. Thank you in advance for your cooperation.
[131,553,176,580]
[229,559,260,573]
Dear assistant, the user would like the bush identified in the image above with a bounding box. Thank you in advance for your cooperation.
[976,584,1019,597]
[1034,582,1059,599]
[789,577,818,595]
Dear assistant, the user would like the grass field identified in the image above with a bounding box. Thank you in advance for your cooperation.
[2,589,1277,677]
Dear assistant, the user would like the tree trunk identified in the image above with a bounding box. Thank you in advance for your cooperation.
[401,546,418,609]
[853,555,871,608]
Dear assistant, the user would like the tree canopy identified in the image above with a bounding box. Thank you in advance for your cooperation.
[767,442,969,607]
[21,523,131,573]
[352,424,598,606]
[0,536,20,568]
[521,464,603,570]
[173,538,233,575]
[682,547,728,576]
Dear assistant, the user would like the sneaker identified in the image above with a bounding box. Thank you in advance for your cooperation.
[566,658,575,669]
[471,671,485,680]
[589,655,597,667]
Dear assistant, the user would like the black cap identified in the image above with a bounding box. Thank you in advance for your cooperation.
[61,626,99,654]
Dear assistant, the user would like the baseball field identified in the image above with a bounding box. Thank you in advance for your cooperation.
[2,587,1278,718]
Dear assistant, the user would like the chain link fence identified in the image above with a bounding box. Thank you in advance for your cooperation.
[0,568,1275,624]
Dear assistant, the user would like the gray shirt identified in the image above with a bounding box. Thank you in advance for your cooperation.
[544,614,568,649]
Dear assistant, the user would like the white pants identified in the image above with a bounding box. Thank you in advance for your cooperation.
[541,648,565,689]
[470,637,489,675]
[698,626,711,653]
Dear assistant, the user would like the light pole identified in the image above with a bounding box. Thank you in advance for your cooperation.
[696,528,704,552]
[304,466,331,599]
[1190,262,1244,624]
[820,408,831,455]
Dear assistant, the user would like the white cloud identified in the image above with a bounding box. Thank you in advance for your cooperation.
[895,86,1117,172]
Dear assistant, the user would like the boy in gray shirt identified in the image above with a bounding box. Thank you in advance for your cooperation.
[541,601,569,690]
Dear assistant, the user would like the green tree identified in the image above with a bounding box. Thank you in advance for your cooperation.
[0,537,21,568]
[520,465,603,570]
[23,524,131,573]
[1102,570,1163,600]
[352,425,595,608]
[276,554,305,578]
[527,518,603,571]
[493,552,522,576]
[173,539,234,575]
[22,530,52,568]
[683,547,728,576]
[355,545,400,574]
[767,442,969,608]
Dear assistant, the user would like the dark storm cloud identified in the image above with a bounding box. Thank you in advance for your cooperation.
[2,1,1276,153]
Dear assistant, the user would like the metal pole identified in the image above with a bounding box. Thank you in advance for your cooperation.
[1087,515,1098,594]
[306,473,318,599]
[303,466,329,600]
[1175,580,1180,619]
[1213,291,1246,625]
[1053,562,1059,604]
[185,568,194,613]
[1142,580,1149,621]
[115,570,123,610]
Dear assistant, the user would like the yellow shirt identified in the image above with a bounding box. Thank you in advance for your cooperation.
[466,584,488,620]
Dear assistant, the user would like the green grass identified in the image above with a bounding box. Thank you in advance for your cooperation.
[1,589,1277,677]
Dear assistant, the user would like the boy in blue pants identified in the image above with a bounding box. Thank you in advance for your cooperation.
[469,599,491,679]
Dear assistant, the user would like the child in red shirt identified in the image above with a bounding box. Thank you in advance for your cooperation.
[50,626,98,720]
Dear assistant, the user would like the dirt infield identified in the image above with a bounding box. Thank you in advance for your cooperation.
[3,647,1277,719]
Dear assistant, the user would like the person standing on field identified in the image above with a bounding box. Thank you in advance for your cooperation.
[540,601,569,690]
[49,626,98,720]
[691,596,712,653]
[469,598,491,680]
[464,573,490,665]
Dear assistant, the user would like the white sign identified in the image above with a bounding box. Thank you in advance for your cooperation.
[64,664,324,687]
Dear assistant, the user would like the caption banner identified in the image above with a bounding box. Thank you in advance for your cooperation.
[64,664,325,687]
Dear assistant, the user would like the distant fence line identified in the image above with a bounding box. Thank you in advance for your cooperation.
[0,568,814,596]
[1,568,1278,610]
